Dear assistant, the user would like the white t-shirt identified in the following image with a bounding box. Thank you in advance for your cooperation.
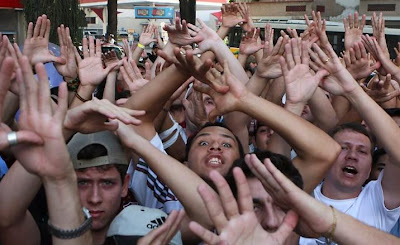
[300,171,400,245]
[127,133,183,214]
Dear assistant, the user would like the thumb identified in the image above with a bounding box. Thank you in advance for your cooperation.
[315,69,329,81]
[274,210,298,242]
[208,109,220,123]
[51,56,67,65]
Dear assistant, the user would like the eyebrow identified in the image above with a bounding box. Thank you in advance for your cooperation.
[196,132,236,142]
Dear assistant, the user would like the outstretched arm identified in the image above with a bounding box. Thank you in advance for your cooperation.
[12,57,92,245]
[193,59,340,193]
[317,31,400,210]
[246,154,400,245]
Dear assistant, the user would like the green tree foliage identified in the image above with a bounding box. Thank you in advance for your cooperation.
[22,0,86,44]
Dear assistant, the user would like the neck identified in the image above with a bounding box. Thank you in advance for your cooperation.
[92,228,108,245]
[321,181,362,200]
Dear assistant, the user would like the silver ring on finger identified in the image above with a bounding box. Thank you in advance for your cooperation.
[7,131,18,147]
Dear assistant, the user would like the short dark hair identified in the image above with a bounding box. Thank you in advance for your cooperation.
[77,143,128,181]
[227,150,304,197]
[384,108,400,118]
[329,122,375,154]
[185,122,245,161]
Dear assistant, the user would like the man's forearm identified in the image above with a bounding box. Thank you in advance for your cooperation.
[43,170,92,245]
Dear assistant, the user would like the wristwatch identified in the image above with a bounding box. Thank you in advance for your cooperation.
[48,207,92,239]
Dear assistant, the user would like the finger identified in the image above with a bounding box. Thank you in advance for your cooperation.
[349,48,356,64]
[0,57,15,115]
[44,18,51,41]
[291,38,301,65]
[273,210,299,242]
[36,63,52,115]
[197,182,228,233]
[57,26,64,48]
[39,15,47,37]
[13,131,44,146]
[19,56,38,110]
[301,41,310,66]
[383,74,391,90]
[279,56,289,78]
[74,46,82,64]
[189,221,221,245]
[27,22,34,39]
[343,17,349,30]
[360,14,366,30]
[209,170,240,219]
[354,43,362,60]
[89,36,95,57]
[284,42,295,70]
[95,38,101,56]
[54,82,68,124]
[348,13,354,29]
[33,16,42,37]
[163,210,186,243]
[354,12,359,29]
[82,38,89,59]
[116,98,128,106]
[232,167,253,213]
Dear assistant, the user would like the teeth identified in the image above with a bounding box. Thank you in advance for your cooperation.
[343,166,358,174]
[209,157,221,165]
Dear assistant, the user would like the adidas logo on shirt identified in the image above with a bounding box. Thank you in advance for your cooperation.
[147,216,166,229]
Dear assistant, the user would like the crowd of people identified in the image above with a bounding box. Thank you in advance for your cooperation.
[1,2,400,245]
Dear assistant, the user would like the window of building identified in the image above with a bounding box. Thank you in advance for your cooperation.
[286,5,306,12]
[316,5,325,13]
[367,4,396,12]
[86,17,96,24]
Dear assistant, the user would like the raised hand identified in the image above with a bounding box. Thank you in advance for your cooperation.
[0,57,43,150]
[163,17,204,47]
[120,59,149,94]
[189,168,298,245]
[343,12,366,51]
[394,42,400,66]
[343,42,381,80]
[371,12,390,59]
[221,3,244,28]
[244,154,333,238]
[102,49,123,72]
[63,97,144,136]
[54,24,78,81]
[11,56,71,180]
[194,61,248,121]
[239,28,263,56]
[122,39,134,61]
[139,24,157,46]
[158,47,228,94]
[183,90,209,127]
[189,19,223,54]
[361,74,400,105]
[311,42,359,96]
[23,14,66,66]
[256,29,288,79]
[362,34,400,80]
[237,2,254,32]
[74,36,117,87]
[137,210,185,245]
[154,26,165,49]
[280,38,328,106]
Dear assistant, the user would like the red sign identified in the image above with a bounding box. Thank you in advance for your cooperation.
[0,0,23,8]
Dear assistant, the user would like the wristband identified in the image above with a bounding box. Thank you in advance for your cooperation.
[48,207,92,239]
[137,42,145,49]
[75,92,90,103]
[324,205,337,244]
